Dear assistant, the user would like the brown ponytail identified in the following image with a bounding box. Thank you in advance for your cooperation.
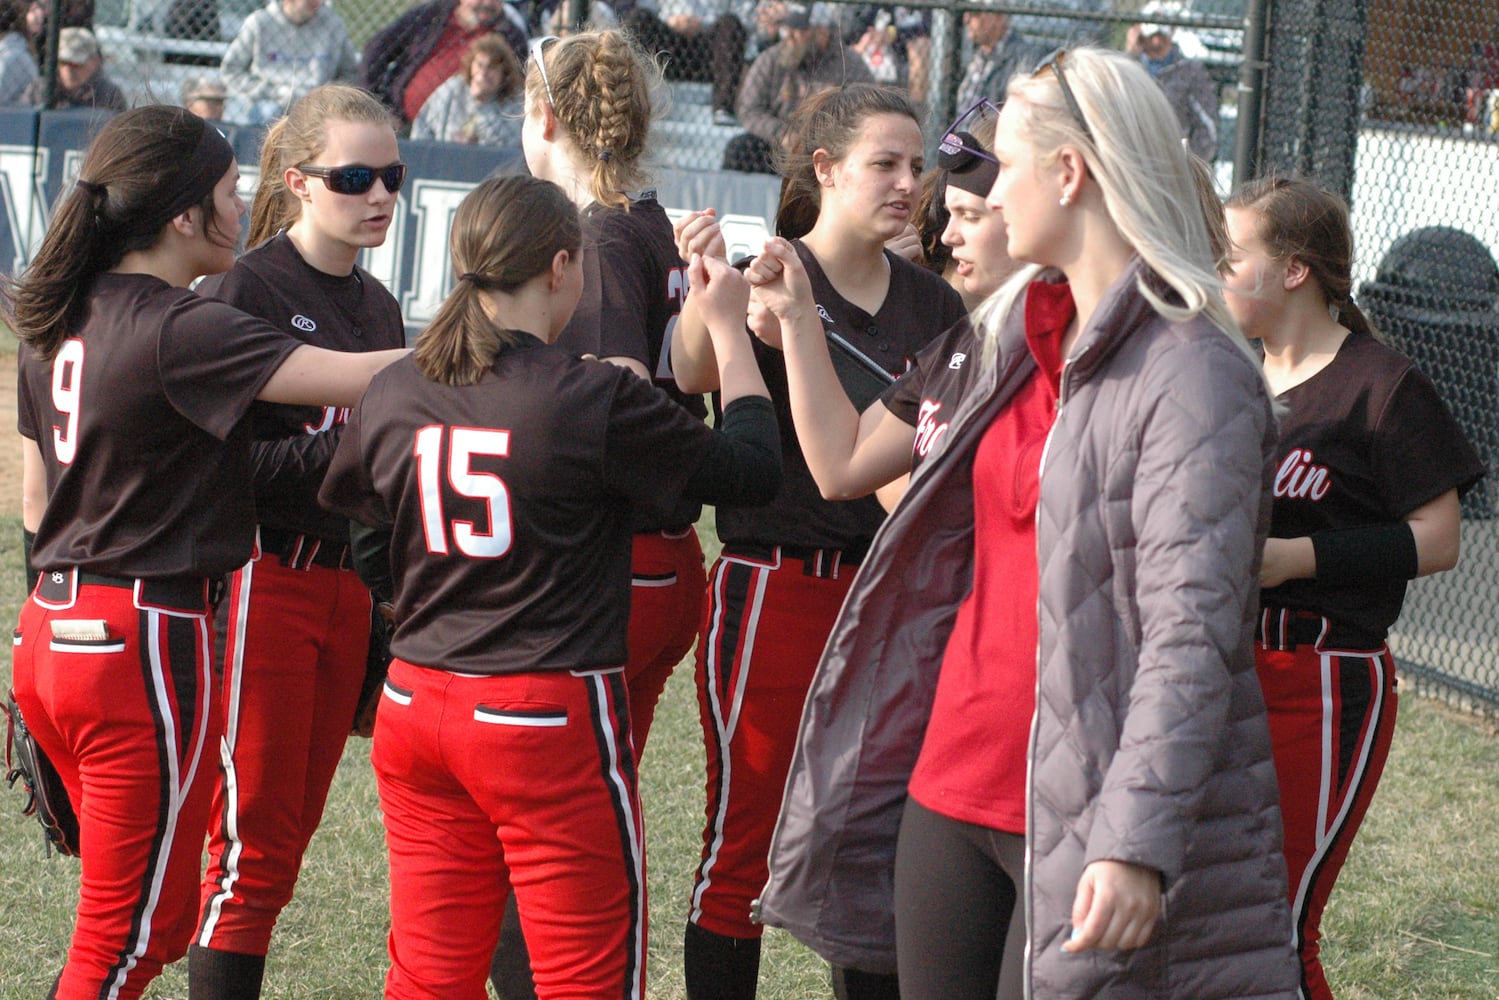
[1225,176,1379,338]
[6,106,226,361]
[414,176,581,386]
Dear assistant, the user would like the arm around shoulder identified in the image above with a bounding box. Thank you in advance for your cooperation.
[258,344,410,408]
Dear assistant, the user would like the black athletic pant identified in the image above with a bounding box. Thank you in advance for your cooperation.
[893,797,1026,1000]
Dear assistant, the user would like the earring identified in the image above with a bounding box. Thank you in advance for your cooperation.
[1059,193,1072,207]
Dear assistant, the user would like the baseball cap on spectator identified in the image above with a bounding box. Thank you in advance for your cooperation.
[182,75,227,104]
[1138,0,1181,38]
[938,129,998,197]
[781,2,836,29]
[57,27,99,65]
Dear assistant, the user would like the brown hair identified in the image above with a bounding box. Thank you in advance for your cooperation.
[414,175,581,386]
[462,32,523,99]
[524,29,658,209]
[247,84,398,249]
[1189,153,1229,273]
[912,168,950,275]
[774,83,919,239]
[7,105,230,361]
[1225,176,1376,337]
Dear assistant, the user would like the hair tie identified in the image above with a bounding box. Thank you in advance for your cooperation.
[598,149,612,162]
[459,272,482,283]
[76,179,104,195]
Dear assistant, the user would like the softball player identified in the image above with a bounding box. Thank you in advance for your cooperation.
[671,83,966,999]
[1223,177,1484,1000]
[317,174,780,1000]
[10,106,403,1000]
[524,29,707,755]
[189,86,407,999]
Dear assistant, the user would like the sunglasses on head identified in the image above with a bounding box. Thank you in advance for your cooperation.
[529,34,560,106]
[940,98,1002,166]
[298,162,407,195]
[1033,48,1095,144]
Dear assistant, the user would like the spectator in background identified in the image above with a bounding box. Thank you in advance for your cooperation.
[847,5,930,107]
[220,0,360,124]
[1128,0,1218,161]
[24,27,125,109]
[411,32,523,144]
[0,0,37,105]
[360,0,527,128]
[953,8,1043,111]
[181,73,228,119]
[25,0,90,69]
[723,1,871,173]
[624,0,749,126]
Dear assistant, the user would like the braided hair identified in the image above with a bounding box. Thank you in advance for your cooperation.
[524,30,660,209]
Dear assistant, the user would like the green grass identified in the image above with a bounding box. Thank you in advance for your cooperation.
[2,498,1498,997]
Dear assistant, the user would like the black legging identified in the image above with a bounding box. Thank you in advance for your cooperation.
[893,797,1026,1000]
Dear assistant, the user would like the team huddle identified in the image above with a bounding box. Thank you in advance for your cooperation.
[7,26,1484,1000]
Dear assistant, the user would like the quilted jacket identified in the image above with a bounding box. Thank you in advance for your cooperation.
[757,260,1299,998]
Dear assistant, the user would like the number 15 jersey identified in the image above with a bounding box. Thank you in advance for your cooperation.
[319,337,744,676]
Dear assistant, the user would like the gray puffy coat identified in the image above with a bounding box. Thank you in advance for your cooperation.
[757,261,1299,999]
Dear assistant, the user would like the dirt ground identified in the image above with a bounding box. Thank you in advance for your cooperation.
[3,347,19,519]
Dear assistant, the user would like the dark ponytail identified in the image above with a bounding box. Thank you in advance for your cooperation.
[7,106,233,361]
[414,176,581,386]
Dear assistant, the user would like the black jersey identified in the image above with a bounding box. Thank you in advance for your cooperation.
[1261,331,1484,640]
[552,194,705,533]
[882,316,983,473]
[714,240,967,552]
[16,273,302,579]
[197,233,407,543]
[319,340,746,675]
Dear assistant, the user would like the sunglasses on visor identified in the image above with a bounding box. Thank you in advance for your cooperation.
[298,162,408,195]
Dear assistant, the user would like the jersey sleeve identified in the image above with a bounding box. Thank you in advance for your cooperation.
[600,368,723,519]
[15,347,36,441]
[882,347,934,427]
[319,396,391,528]
[158,295,304,442]
[1371,363,1486,517]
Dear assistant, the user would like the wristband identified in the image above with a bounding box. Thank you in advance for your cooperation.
[1310,522,1418,587]
[23,528,38,593]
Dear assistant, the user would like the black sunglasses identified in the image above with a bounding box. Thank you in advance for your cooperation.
[1033,49,1095,144]
[299,162,407,196]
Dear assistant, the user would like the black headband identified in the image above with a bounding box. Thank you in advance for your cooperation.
[938,130,998,198]
[121,117,235,239]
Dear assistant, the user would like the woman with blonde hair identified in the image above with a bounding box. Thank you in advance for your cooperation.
[190,83,407,999]
[318,173,779,999]
[753,48,1301,998]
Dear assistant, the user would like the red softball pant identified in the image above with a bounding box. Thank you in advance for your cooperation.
[689,546,856,939]
[374,659,646,1000]
[1256,616,1398,1000]
[625,528,706,758]
[197,555,372,954]
[13,576,220,1000]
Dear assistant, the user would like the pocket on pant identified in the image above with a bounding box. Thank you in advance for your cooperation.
[383,679,414,706]
[473,704,568,728]
[47,620,127,654]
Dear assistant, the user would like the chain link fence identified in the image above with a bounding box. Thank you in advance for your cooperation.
[16,0,1499,718]
[1253,0,1499,719]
